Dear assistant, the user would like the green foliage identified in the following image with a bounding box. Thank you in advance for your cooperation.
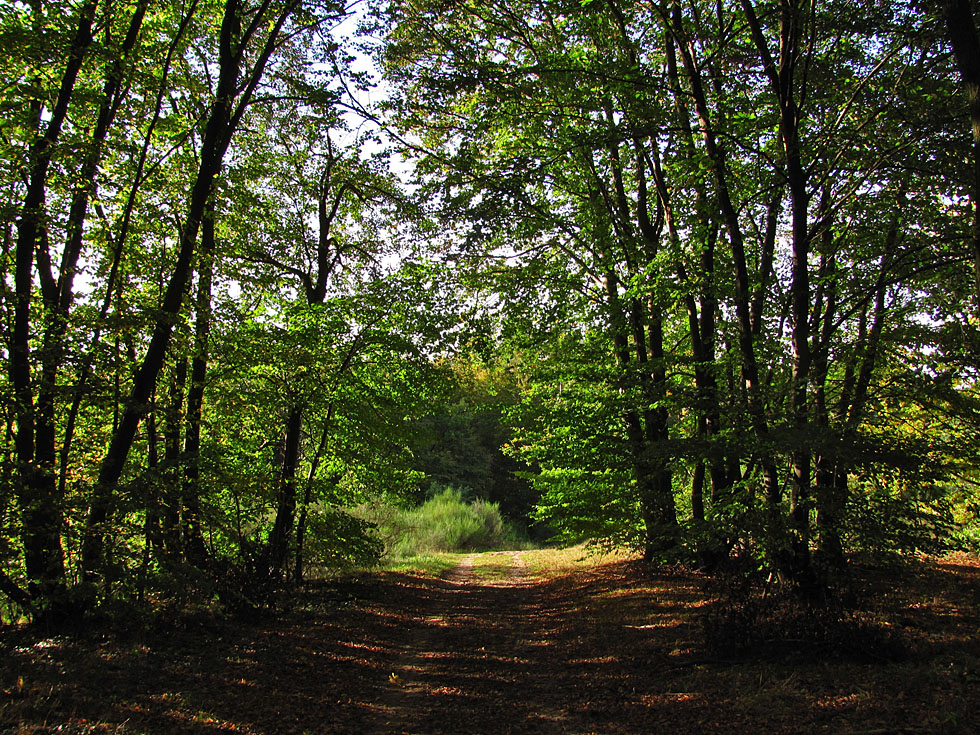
[359,487,529,557]
[300,503,384,570]
[4,0,980,621]
[378,0,980,582]
[408,356,540,530]
[502,334,647,551]
[844,472,956,556]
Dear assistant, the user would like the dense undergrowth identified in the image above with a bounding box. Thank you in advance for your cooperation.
[358,487,531,560]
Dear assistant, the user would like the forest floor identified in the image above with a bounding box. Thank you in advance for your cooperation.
[1,548,979,734]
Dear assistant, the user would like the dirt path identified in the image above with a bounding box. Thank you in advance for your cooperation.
[3,552,650,735]
[2,553,979,734]
[361,551,698,735]
[370,551,560,734]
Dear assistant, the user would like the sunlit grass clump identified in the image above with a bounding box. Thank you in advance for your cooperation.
[379,553,461,576]
[360,487,530,561]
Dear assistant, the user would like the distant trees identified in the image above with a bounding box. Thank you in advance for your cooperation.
[380,0,979,589]
[408,358,539,532]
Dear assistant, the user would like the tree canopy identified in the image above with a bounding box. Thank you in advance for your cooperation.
[2,0,980,620]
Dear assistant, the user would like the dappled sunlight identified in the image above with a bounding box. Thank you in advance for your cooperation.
[813,691,870,712]
[3,550,979,733]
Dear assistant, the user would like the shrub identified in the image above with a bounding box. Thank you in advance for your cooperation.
[358,487,527,557]
[301,503,384,569]
[844,477,954,556]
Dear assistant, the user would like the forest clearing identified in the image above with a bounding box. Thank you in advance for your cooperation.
[2,547,979,734]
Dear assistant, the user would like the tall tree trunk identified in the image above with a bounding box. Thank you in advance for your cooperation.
[663,30,735,526]
[599,10,681,556]
[938,0,980,304]
[11,0,99,603]
[35,0,150,530]
[751,192,781,337]
[58,0,194,501]
[161,355,187,554]
[742,0,816,585]
[647,130,730,564]
[818,205,896,567]
[590,141,678,558]
[269,407,303,577]
[294,406,335,583]
[81,0,298,581]
[145,394,166,557]
[267,143,354,578]
[292,328,369,580]
[810,191,844,571]
[181,203,215,568]
[670,2,782,532]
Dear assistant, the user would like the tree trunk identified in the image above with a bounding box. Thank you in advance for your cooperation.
[181,205,214,568]
[58,0,197,502]
[11,0,99,603]
[670,2,782,533]
[160,355,187,554]
[938,0,980,304]
[269,407,304,577]
[741,0,817,588]
[811,201,845,571]
[294,406,335,582]
[600,129,679,557]
[647,128,729,563]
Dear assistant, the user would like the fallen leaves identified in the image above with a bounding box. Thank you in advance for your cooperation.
[0,553,977,734]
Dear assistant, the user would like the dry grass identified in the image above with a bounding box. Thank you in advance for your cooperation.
[519,544,630,579]
[468,551,515,581]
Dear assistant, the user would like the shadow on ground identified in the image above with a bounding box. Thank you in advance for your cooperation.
[2,554,978,734]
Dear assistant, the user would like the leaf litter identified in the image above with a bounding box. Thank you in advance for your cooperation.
[1,551,978,734]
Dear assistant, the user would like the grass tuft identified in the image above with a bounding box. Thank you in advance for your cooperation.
[358,487,531,561]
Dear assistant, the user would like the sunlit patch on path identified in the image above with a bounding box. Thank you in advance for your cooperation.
[2,552,979,734]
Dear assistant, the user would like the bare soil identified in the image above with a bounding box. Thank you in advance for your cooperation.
[1,551,978,734]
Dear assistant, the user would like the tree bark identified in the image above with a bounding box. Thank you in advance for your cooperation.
[181,203,215,567]
[938,0,980,304]
[589,138,678,558]
[294,406,334,583]
[269,407,304,577]
[81,0,298,580]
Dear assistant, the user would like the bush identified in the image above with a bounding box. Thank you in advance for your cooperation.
[844,478,954,556]
[358,487,527,557]
[301,503,384,569]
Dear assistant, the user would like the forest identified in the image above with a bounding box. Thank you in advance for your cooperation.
[4,0,980,731]
[2,0,980,657]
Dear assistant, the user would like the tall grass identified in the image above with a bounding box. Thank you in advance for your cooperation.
[359,487,529,559]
